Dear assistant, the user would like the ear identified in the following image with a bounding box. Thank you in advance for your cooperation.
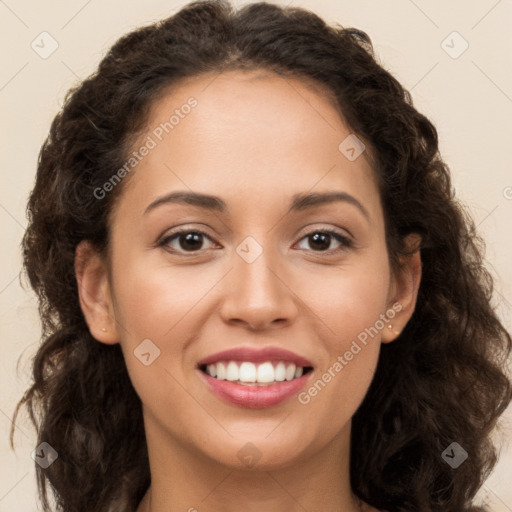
[381,233,422,343]
[75,240,120,345]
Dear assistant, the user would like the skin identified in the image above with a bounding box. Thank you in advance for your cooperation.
[75,69,421,512]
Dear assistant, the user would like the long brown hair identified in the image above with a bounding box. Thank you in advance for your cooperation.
[11,1,512,511]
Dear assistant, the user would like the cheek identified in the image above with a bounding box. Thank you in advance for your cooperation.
[111,261,198,416]
[113,241,391,366]
[112,255,209,339]
[110,256,220,393]
[298,255,390,409]
[304,254,391,341]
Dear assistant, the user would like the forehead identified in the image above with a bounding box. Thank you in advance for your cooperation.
[110,69,381,224]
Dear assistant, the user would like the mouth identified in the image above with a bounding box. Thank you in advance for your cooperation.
[198,360,314,386]
[196,359,314,409]
[196,346,315,408]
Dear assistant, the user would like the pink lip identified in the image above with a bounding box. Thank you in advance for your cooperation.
[197,369,313,409]
[197,346,313,368]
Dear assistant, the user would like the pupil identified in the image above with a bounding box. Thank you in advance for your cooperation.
[310,233,330,250]
[181,232,202,251]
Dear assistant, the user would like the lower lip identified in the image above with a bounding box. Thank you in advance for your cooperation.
[197,369,312,409]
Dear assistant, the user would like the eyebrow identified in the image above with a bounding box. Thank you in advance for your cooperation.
[144,190,370,220]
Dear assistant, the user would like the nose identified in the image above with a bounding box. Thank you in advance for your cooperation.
[218,245,299,331]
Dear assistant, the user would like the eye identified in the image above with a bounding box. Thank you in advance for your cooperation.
[158,227,352,255]
[159,228,216,254]
[295,229,352,254]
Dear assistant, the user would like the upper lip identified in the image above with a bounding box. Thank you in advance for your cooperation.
[197,346,314,368]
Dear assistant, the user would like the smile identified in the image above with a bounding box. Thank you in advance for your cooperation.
[197,362,314,409]
[199,360,313,385]
[196,345,315,408]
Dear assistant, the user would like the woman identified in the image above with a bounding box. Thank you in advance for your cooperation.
[10,1,512,511]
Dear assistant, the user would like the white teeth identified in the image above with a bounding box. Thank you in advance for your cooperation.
[226,361,239,381]
[275,362,286,381]
[216,362,226,380]
[256,362,275,383]
[285,363,296,381]
[202,360,308,384]
[206,364,217,377]
[239,362,256,382]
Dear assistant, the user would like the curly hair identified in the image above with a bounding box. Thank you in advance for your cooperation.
[10,1,512,511]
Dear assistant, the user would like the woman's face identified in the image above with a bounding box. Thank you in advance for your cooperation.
[78,69,419,471]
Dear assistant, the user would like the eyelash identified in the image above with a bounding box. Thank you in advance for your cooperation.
[158,227,353,256]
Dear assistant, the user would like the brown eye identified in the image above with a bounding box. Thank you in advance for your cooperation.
[160,229,215,253]
[158,227,352,256]
[296,230,352,253]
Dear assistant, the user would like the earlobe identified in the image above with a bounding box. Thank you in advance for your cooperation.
[382,233,422,344]
[75,240,120,345]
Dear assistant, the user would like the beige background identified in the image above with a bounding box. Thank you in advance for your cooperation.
[1,0,511,510]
